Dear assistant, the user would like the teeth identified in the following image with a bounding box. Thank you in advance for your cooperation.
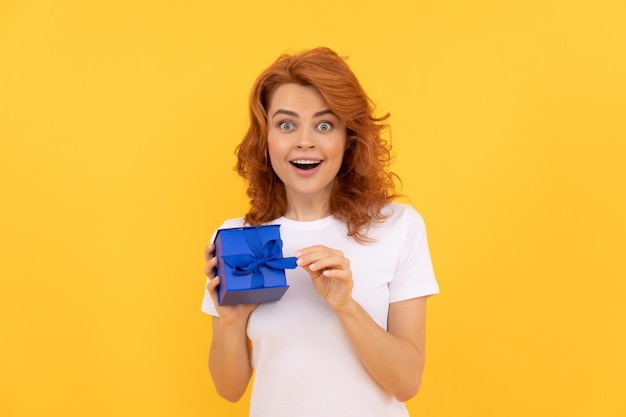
[292,160,320,164]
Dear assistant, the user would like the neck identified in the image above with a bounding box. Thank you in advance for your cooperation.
[283,194,332,222]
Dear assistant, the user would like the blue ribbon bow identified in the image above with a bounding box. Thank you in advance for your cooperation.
[222,228,297,289]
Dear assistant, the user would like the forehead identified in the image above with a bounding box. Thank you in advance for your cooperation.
[267,83,330,114]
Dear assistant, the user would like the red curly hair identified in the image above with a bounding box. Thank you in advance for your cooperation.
[236,47,399,242]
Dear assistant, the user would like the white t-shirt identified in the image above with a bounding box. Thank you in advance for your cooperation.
[201,203,439,417]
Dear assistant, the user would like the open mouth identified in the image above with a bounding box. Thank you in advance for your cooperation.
[290,159,322,170]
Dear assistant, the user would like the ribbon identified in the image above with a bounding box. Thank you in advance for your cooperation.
[222,228,297,289]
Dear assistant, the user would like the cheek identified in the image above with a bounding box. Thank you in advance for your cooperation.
[329,136,347,160]
[266,134,278,154]
[266,136,286,169]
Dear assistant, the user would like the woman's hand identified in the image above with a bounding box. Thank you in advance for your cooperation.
[295,245,354,311]
[204,243,258,324]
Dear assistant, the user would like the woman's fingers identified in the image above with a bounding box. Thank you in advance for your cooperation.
[296,246,348,271]
[204,244,220,305]
[318,267,351,279]
[296,246,354,309]
[204,242,217,277]
[207,275,221,303]
[204,243,215,261]
[204,244,258,318]
[311,255,350,272]
[204,255,218,278]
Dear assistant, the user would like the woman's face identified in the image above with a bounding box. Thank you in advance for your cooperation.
[266,83,347,205]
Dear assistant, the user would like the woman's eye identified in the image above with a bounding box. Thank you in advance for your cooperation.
[279,121,295,130]
[318,122,333,131]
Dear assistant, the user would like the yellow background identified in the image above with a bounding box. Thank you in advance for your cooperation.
[1,0,625,416]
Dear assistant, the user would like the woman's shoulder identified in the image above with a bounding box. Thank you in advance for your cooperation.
[370,202,428,238]
[218,217,247,229]
[208,217,246,242]
[381,202,425,224]
[366,202,428,244]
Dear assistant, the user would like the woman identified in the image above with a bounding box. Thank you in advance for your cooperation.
[202,47,439,417]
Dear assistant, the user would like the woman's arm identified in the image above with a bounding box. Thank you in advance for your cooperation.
[296,245,429,402]
[205,244,257,402]
[334,297,427,402]
[208,302,254,402]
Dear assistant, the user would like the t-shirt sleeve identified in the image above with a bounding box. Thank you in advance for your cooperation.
[389,206,440,303]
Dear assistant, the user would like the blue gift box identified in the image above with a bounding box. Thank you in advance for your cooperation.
[214,225,297,306]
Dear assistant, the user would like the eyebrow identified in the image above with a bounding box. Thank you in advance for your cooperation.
[271,109,335,119]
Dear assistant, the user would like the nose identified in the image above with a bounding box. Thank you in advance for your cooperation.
[296,129,315,149]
